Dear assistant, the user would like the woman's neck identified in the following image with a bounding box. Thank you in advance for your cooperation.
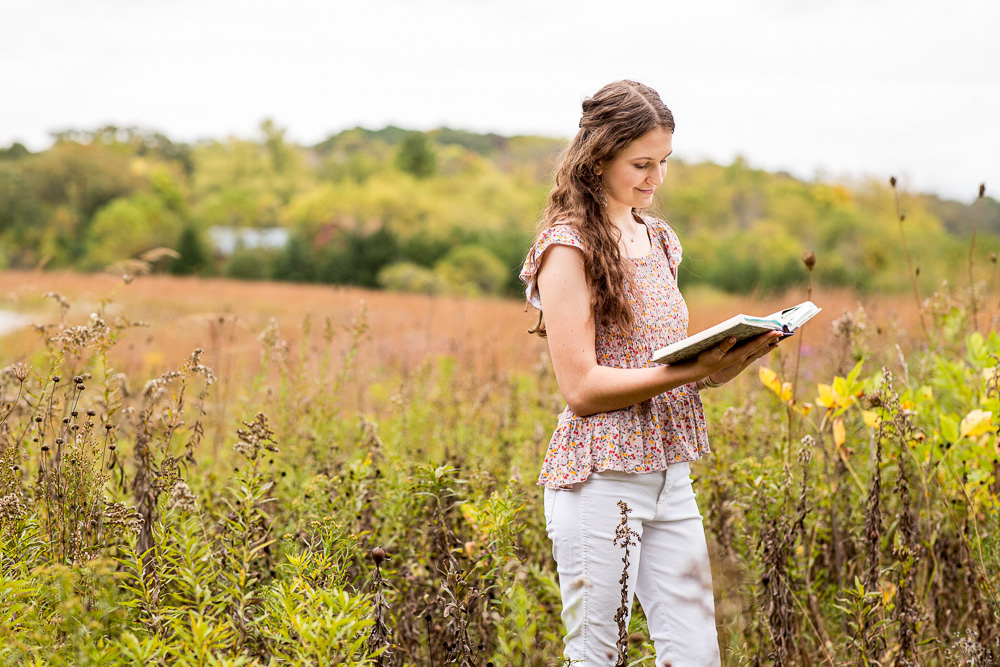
[606,203,639,235]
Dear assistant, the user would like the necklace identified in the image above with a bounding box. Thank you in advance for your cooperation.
[627,219,643,243]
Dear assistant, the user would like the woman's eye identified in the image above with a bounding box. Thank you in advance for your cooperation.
[634,163,649,169]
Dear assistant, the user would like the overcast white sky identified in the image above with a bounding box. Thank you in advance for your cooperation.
[2,0,997,200]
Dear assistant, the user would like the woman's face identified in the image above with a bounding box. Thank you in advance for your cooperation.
[596,127,673,212]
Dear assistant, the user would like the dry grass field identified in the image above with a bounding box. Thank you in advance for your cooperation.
[0,269,929,390]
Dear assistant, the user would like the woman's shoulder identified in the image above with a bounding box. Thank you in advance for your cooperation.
[527,222,586,263]
[520,222,585,310]
[538,221,585,248]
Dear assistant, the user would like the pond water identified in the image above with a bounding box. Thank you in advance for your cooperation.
[0,310,30,337]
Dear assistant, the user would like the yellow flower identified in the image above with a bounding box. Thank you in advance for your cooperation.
[816,383,856,412]
[960,409,993,438]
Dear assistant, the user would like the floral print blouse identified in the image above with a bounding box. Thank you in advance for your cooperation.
[520,216,710,489]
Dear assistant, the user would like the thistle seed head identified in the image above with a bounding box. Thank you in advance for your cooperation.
[802,250,816,271]
[11,362,29,383]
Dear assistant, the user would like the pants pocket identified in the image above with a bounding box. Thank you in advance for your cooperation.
[543,487,558,531]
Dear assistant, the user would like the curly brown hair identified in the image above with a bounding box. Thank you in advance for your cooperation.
[528,80,676,337]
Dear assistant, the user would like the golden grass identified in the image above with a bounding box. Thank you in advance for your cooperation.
[0,270,926,389]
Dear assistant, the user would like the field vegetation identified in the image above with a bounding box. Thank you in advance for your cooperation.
[2,254,1000,665]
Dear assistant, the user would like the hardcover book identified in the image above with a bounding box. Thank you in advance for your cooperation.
[650,301,821,365]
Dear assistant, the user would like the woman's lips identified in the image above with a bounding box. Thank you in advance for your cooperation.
[637,188,655,195]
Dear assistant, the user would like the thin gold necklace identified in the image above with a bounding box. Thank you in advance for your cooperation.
[628,218,643,243]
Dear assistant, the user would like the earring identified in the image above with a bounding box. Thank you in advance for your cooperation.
[593,170,607,207]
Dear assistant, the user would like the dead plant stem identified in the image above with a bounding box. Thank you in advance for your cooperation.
[891,180,930,342]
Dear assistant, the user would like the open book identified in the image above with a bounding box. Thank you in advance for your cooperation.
[650,301,821,365]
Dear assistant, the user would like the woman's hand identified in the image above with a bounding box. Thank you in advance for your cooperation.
[693,331,783,386]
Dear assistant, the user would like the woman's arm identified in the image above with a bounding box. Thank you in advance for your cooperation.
[536,244,779,416]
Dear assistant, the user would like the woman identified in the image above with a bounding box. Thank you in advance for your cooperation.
[520,80,780,666]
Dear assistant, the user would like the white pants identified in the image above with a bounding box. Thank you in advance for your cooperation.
[544,463,721,666]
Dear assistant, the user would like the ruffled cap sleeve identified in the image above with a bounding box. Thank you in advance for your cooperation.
[519,224,585,310]
[645,216,682,279]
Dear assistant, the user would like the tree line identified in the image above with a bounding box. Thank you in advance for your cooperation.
[0,121,996,296]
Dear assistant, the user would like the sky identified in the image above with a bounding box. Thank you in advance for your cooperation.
[2,0,998,201]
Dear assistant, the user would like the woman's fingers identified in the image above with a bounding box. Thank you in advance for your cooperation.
[729,332,781,364]
[717,336,738,355]
[699,332,782,377]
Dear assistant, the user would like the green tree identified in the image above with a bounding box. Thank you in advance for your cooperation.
[434,245,508,295]
[395,133,437,178]
[0,142,30,160]
[317,226,400,288]
[192,122,311,229]
[170,226,210,275]
[377,261,445,294]
[0,165,47,267]
[20,141,145,264]
[272,235,316,283]
[84,194,182,270]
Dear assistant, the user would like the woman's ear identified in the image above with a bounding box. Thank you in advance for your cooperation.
[593,164,603,176]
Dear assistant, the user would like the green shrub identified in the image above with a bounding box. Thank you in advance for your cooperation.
[434,244,508,295]
[377,261,445,294]
[224,246,275,280]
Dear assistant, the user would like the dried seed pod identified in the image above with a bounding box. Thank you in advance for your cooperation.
[802,250,816,271]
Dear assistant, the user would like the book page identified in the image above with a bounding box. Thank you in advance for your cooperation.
[651,322,776,365]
